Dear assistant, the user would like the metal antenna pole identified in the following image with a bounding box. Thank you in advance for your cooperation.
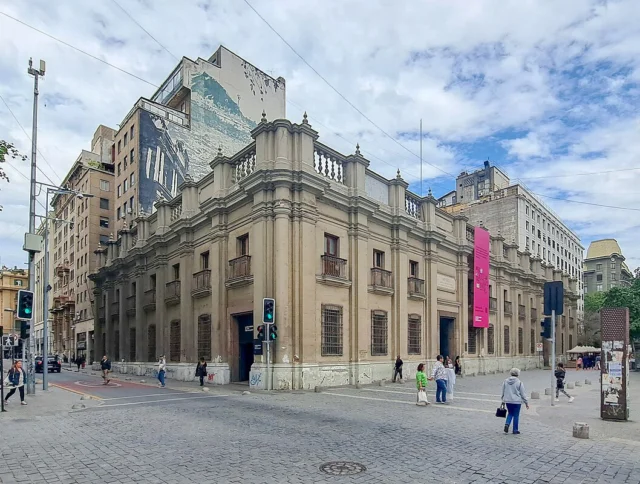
[420,119,423,197]
[551,309,556,407]
[26,58,45,395]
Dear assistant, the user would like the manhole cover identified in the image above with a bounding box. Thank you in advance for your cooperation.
[319,462,367,476]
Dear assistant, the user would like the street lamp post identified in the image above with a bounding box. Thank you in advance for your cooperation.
[40,186,92,391]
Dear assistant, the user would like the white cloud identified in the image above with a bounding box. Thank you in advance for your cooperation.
[1,0,640,270]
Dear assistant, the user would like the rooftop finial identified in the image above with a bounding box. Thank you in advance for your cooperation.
[302,111,308,124]
[355,143,361,155]
[396,168,401,179]
[217,145,223,157]
[427,187,433,197]
[109,232,114,242]
[261,110,267,123]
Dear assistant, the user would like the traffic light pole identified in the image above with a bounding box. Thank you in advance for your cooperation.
[265,337,271,391]
[550,309,556,407]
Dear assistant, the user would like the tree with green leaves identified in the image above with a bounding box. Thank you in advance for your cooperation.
[602,278,640,342]
[0,140,28,183]
[580,292,606,347]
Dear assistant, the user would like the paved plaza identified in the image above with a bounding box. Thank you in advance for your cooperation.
[0,368,639,483]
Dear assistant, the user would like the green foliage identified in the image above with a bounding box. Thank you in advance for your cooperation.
[602,278,640,340]
[584,292,606,313]
[0,140,28,183]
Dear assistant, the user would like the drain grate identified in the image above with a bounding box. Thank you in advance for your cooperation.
[319,462,367,476]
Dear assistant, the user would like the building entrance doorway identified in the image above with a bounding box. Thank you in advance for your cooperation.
[439,317,455,360]
[234,313,254,382]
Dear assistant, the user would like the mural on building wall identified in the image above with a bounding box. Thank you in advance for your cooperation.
[137,64,281,214]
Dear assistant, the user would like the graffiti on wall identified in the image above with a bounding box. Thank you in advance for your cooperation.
[250,372,262,387]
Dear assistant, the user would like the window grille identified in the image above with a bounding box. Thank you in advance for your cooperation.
[488,325,495,354]
[147,324,156,362]
[198,314,212,361]
[321,305,343,356]
[170,320,181,362]
[129,328,136,361]
[371,311,388,356]
[407,315,421,355]
[504,326,510,354]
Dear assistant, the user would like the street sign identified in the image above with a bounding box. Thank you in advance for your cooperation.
[253,339,263,356]
[544,281,564,316]
[536,342,543,352]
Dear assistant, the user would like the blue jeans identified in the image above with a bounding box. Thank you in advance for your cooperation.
[158,370,166,387]
[505,403,521,432]
[436,379,447,402]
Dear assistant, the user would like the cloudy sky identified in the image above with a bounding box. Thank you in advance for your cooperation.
[1,0,639,271]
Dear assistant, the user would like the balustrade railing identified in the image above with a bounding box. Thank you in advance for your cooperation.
[531,307,538,321]
[405,192,422,220]
[229,255,252,279]
[314,143,344,183]
[321,255,347,279]
[407,277,425,296]
[192,270,212,292]
[232,143,257,183]
[518,304,526,320]
[170,204,182,222]
[504,300,513,314]
[165,281,181,303]
[371,268,392,288]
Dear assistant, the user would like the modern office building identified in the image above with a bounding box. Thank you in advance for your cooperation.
[49,125,115,363]
[583,239,633,293]
[90,116,579,389]
[438,162,584,318]
[110,45,286,233]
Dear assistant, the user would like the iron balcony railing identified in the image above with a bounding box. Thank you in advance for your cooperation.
[371,268,392,288]
[407,277,425,296]
[321,255,347,279]
[229,255,251,279]
[504,301,513,314]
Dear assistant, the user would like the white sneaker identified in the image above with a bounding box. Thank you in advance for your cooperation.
[21,401,27,406]
[569,397,574,403]
[555,398,559,401]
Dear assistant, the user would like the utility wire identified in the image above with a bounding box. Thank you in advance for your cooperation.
[0,93,61,186]
[109,0,179,61]
[517,167,640,180]
[2,161,51,212]
[242,0,455,179]
[3,10,637,213]
[0,12,159,88]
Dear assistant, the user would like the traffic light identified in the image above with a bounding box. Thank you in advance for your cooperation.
[17,289,34,320]
[20,320,31,340]
[269,325,278,341]
[257,324,265,341]
[540,317,552,340]
[262,298,275,324]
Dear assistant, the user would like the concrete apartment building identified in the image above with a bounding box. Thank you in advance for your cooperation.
[33,217,53,356]
[0,267,29,336]
[438,162,584,318]
[89,116,579,390]
[49,126,115,363]
[110,45,286,234]
[583,239,633,293]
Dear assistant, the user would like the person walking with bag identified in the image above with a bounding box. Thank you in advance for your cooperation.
[4,360,28,406]
[415,363,429,406]
[157,355,167,388]
[501,368,529,434]
[555,363,574,403]
[196,357,207,387]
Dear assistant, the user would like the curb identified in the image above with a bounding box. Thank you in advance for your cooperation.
[50,383,102,401]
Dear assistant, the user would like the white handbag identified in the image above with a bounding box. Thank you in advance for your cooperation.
[417,389,428,404]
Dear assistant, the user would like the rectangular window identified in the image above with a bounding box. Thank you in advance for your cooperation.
[611,273,617,281]
[124,132,128,146]
[124,155,128,168]
[468,325,477,354]
[123,180,128,193]
[324,234,338,256]
[123,201,127,214]
[100,198,109,210]
[596,274,603,282]
[99,217,109,228]
[610,261,616,270]
[130,125,134,140]
[129,196,134,213]
[530,329,535,354]
[130,173,135,186]
[504,326,510,354]
[173,263,180,281]
[100,180,110,191]
[117,140,121,153]
[117,163,121,176]
[169,320,181,362]
[373,250,385,268]
[597,284,603,292]
[129,328,136,361]
[130,148,135,164]
[201,251,210,270]
[371,310,388,356]
[518,327,523,354]
[117,207,121,220]
[321,305,343,356]
[488,325,495,354]
[409,260,419,277]
[408,315,421,355]
[198,314,212,361]
[14,280,23,287]
[237,234,249,256]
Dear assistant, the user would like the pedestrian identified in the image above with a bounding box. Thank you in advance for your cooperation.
[454,356,461,375]
[501,368,529,434]
[555,362,574,403]
[3,360,28,406]
[415,363,429,406]
[446,356,453,368]
[576,355,583,370]
[76,355,82,372]
[428,355,448,404]
[393,355,403,382]
[157,355,166,388]
[196,357,207,386]
[596,354,601,371]
[100,355,111,385]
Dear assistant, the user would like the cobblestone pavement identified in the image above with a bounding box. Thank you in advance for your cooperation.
[1,369,639,484]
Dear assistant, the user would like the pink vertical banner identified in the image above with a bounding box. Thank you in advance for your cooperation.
[473,227,490,328]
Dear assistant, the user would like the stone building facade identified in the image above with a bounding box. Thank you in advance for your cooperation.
[583,239,633,293]
[90,116,579,389]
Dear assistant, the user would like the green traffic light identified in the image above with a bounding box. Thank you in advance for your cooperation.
[25,308,31,315]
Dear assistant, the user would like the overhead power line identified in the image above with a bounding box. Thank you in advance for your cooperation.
[532,192,640,212]
[518,167,640,180]
[242,0,455,179]
[0,93,61,186]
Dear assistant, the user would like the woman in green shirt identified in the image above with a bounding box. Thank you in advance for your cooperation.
[416,363,429,405]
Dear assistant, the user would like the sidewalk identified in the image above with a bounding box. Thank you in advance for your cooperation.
[0,385,99,420]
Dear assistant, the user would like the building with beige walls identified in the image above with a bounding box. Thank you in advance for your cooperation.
[33,217,53,356]
[90,115,579,390]
[583,239,633,293]
[49,125,115,363]
[0,267,29,336]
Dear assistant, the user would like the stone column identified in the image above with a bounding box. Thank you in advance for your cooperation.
[135,271,144,362]
[210,218,226,362]
[104,283,113,359]
[155,261,167,358]
[179,246,195,362]
[273,186,292,383]
[118,282,126,362]
[93,287,103,363]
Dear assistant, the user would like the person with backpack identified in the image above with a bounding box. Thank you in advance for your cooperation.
[555,362,574,403]
[195,357,207,386]
[501,368,529,434]
[3,360,27,406]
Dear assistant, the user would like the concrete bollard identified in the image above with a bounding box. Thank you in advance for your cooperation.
[80,395,91,401]
[355,383,363,389]
[573,422,589,439]
[125,377,132,381]
[585,379,592,385]
[201,387,209,392]
[575,381,583,387]
[544,388,552,395]
[531,391,540,399]
[139,380,146,383]
[567,382,575,389]
[378,380,386,387]
[242,390,251,395]
[314,386,323,393]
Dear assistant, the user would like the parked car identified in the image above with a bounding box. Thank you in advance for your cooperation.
[35,355,62,373]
